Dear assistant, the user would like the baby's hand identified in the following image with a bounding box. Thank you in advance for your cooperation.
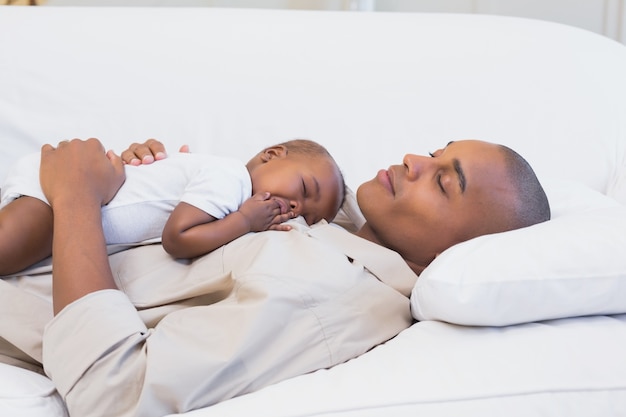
[238,192,294,232]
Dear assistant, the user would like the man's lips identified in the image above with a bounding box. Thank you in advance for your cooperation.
[376,168,394,195]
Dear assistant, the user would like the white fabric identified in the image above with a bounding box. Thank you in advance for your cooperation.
[0,363,67,417]
[1,152,251,244]
[1,8,626,196]
[412,179,626,326]
[174,315,626,417]
[1,6,626,417]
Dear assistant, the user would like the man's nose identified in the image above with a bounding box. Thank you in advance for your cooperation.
[402,154,435,180]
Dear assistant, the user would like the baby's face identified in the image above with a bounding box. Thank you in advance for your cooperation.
[248,154,343,225]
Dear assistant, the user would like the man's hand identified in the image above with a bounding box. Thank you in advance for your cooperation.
[40,138,126,208]
[121,138,189,166]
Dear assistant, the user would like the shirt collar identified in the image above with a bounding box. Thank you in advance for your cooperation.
[307,222,417,298]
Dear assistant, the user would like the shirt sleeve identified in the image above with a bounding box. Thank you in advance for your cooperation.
[43,290,150,415]
[0,152,48,209]
[42,279,343,416]
[179,158,252,219]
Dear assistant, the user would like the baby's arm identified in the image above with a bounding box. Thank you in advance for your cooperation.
[162,193,293,259]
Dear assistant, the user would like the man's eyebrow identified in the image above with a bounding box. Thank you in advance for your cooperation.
[453,158,466,193]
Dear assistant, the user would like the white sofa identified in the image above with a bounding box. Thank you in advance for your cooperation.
[1,6,626,417]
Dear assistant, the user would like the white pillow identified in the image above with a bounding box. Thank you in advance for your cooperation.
[411,179,626,326]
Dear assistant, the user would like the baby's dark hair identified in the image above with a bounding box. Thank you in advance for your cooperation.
[279,139,334,158]
[278,139,347,214]
[498,144,551,228]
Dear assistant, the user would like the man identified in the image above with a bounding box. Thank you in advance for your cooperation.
[4,137,549,416]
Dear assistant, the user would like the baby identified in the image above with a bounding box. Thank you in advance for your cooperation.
[0,138,345,275]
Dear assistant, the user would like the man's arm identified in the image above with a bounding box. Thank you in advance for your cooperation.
[39,138,125,314]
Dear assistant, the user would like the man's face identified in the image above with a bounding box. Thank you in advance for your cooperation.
[356,140,514,269]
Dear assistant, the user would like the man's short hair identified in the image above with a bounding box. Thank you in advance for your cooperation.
[499,144,551,229]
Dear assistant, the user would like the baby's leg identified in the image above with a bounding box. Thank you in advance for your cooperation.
[0,196,53,276]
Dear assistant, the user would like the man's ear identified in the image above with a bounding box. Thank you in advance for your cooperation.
[260,145,288,162]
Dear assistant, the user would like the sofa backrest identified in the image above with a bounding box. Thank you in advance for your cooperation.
[1,7,625,202]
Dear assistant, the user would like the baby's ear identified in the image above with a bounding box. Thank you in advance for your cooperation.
[260,145,288,162]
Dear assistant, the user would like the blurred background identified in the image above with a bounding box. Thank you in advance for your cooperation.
[1,0,624,45]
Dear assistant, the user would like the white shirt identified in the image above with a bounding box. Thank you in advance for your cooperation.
[1,152,252,244]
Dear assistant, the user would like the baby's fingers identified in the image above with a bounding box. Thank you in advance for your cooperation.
[268,223,293,232]
[266,211,295,231]
[275,211,295,223]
